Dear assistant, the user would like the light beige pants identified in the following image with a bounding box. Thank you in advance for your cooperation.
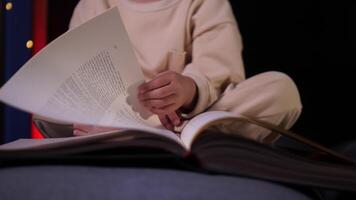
[208,71,302,143]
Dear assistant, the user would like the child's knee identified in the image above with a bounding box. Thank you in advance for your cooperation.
[260,71,302,116]
[212,71,302,117]
[210,71,302,143]
[254,71,303,142]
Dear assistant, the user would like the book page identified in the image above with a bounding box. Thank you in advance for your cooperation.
[0,8,161,130]
[0,128,184,152]
[181,111,356,165]
[180,111,238,148]
[0,130,127,151]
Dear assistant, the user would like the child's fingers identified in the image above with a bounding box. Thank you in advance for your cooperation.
[138,84,174,101]
[138,71,196,115]
[166,112,181,126]
[142,94,176,108]
[73,124,119,136]
[73,129,88,136]
[73,124,95,133]
[150,104,178,115]
[158,114,174,131]
[138,74,171,94]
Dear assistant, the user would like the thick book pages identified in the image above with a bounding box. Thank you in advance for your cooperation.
[1,131,356,192]
[1,111,356,192]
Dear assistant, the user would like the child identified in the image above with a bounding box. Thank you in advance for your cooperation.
[70,0,302,143]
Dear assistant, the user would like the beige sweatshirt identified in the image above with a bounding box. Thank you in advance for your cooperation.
[70,0,245,117]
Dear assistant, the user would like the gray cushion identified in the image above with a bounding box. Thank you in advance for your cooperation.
[0,166,312,200]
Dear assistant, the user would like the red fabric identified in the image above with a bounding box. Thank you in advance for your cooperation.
[31,0,48,139]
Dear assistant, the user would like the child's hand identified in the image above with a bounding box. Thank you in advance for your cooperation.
[73,124,119,136]
[158,112,181,131]
[138,70,197,117]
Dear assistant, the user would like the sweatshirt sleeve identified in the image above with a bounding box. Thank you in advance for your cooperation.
[182,0,245,117]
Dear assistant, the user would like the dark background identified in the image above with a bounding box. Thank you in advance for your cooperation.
[230,1,355,145]
[0,0,4,134]
[0,0,3,83]
[22,0,356,146]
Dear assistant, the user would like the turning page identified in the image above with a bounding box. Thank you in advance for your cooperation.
[0,8,160,130]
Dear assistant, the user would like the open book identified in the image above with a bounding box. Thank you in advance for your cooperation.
[1,8,356,192]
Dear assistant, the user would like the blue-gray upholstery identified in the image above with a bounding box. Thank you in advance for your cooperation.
[0,166,312,200]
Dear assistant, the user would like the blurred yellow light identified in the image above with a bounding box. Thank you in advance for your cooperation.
[5,2,13,10]
[26,40,34,49]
